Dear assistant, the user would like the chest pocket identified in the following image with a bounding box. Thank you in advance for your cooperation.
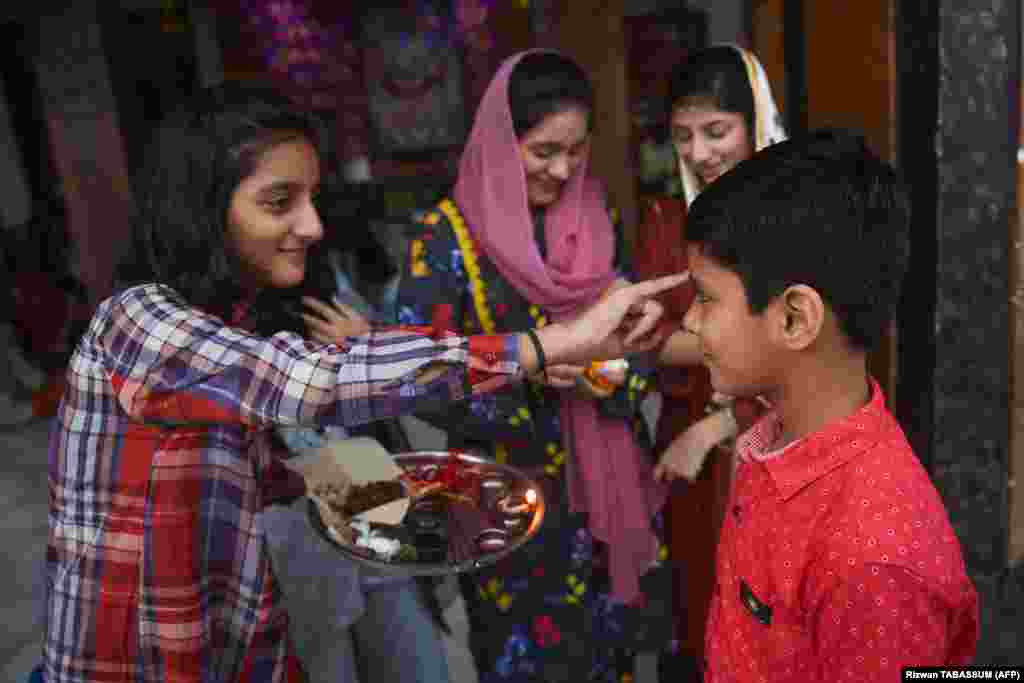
[725,518,805,677]
[728,572,812,681]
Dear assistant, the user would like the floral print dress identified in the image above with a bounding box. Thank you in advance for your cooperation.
[397,199,674,683]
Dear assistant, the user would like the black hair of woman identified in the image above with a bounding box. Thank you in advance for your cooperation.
[507,51,595,138]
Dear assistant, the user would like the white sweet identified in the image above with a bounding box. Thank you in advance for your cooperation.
[357,533,401,561]
[349,520,401,561]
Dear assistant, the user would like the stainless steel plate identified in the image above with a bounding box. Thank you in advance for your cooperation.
[306,450,546,576]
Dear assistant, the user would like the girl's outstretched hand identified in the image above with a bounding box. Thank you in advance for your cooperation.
[535,273,689,368]
[530,364,586,389]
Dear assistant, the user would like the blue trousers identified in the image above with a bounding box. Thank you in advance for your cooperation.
[264,496,450,683]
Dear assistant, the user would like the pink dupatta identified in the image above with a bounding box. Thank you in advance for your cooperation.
[454,50,667,604]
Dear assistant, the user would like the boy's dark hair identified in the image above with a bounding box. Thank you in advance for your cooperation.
[508,51,594,138]
[667,45,755,142]
[687,128,910,350]
[115,81,324,322]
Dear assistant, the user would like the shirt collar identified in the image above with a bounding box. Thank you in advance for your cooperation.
[735,378,896,500]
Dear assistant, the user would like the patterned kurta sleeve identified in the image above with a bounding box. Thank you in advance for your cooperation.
[396,209,541,443]
[98,283,521,429]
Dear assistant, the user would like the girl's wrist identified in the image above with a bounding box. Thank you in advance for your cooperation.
[517,333,538,375]
[532,324,573,367]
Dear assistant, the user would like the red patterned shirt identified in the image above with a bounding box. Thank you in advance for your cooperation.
[704,379,978,682]
[44,283,520,682]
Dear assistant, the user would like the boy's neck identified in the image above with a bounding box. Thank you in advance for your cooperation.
[768,353,872,450]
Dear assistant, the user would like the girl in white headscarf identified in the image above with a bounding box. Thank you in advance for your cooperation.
[635,44,786,676]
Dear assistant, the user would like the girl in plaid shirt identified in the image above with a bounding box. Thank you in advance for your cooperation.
[38,83,682,683]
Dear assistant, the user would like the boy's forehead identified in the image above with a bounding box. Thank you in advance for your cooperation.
[687,245,744,294]
[686,244,717,276]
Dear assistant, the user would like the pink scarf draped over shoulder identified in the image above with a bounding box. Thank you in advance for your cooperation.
[454,50,667,605]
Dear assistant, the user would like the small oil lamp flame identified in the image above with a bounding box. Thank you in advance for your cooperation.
[525,489,537,506]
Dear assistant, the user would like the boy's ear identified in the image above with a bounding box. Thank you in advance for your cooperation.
[774,285,825,351]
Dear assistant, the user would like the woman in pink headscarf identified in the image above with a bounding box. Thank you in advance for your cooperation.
[397,51,675,682]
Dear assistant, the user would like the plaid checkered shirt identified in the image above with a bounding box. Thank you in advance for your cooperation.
[43,283,519,682]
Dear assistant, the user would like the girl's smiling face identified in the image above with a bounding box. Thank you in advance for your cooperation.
[670,104,753,189]
[518,106,591,208]
[227,136,323,292]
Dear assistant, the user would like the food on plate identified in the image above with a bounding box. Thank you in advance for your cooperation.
[308,479,354,544]
[347,519,419,561]
[340,480,407,517]
[310,477,416,560]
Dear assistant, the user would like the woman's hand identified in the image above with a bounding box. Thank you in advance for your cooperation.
[530,273,688,370]
[528,363,618,400]
[531,364,626,400]
[300,296,370,345]
[653,407,738,482]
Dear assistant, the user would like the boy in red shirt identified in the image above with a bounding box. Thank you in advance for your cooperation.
[683,128,978,681]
